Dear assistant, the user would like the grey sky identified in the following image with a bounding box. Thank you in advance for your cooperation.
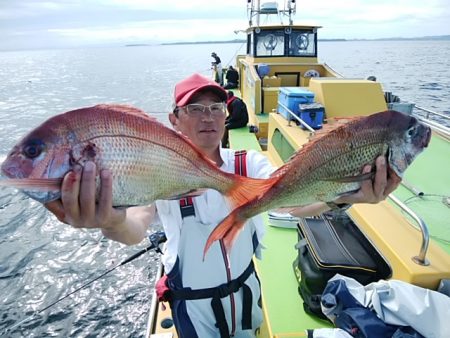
[1,0,449,50]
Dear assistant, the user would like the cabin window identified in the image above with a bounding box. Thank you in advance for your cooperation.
[255,30,285,57]
[271,128,296,162]
[288,30,316,56]
[251,28,317,58]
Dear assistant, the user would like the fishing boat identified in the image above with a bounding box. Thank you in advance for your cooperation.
[147,1,450,337]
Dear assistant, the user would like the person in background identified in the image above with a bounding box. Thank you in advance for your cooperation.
[44,73,401,338]
[223,65,239,89]
[222,91,249,148]
[211,52,223,85]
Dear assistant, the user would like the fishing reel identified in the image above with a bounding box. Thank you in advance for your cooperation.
[149,231,167,254]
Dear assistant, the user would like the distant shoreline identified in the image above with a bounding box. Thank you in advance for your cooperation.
[3,35,449,52]
[152,35,450,46]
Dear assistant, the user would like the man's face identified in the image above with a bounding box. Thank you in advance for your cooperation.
[170,91,226,151]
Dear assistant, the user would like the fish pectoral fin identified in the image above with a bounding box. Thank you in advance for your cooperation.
[335,188,360,198]
[166,188,208,200]
[323,171,374,183]
[0,178,62,190]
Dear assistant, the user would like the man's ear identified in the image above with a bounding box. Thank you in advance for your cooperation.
[169,113,179,129]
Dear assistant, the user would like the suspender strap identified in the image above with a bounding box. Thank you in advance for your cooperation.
[241,283,252,329]
[211,295,229,338]
[170,260,255,337]
[234,150,247,176]
[179,196,195,218]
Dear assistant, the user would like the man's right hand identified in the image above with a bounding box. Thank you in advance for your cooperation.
[44,161,126,230]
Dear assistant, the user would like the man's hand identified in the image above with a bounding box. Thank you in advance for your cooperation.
[44,161,126,230]
[336,156,402,205]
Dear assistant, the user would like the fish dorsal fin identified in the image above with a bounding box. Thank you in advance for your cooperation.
[166,188,209,200]
[93,104,158,121]
[307,116,363,142]
[274,116,365,166]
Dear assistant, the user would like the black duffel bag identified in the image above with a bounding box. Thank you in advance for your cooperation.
[292,212,391,319]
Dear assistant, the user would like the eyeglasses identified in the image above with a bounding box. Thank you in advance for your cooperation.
[181,103,226,117]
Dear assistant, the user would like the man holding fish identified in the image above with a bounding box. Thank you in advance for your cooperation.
[5,74,411,338]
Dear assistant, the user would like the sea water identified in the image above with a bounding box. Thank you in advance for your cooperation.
[0,40,449,337]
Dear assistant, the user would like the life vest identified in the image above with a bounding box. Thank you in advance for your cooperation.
[157,150,255,338]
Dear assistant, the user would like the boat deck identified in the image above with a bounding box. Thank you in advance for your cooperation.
[229,127,262,150]
[256,216,331,336]
[392,133,450,254]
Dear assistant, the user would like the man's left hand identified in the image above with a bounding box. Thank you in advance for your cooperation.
[336,156,402,205]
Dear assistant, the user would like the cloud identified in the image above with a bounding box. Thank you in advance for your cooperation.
[1,0,449,50]
[47,18,246,42]
[296,0,450,39]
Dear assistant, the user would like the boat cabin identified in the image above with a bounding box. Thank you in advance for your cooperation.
[236,22,343,139]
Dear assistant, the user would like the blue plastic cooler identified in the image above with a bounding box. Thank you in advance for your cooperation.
[298,103,324,129]
[277,87,315,120]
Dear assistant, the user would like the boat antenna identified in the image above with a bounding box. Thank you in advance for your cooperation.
[2,231,167,335]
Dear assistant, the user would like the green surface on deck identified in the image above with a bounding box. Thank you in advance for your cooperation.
[391,133,450,254]
[229,127,261,150]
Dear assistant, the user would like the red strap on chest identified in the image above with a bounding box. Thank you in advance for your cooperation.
[234,150,247,177]
[179,196,194,207]
[179,150,248,214]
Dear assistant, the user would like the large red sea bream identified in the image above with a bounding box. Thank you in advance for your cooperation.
[205,110,431,255]
[0,104,274,208]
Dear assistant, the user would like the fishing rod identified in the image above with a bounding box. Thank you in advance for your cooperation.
[224,41,246,68]
[2,231,167,335]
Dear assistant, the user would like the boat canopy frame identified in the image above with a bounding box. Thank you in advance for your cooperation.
[247,0,297,26]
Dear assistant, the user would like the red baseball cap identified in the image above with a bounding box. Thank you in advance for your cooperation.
[174,73,227,107]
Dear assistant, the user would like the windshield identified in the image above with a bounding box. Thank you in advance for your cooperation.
[252,28,316,57]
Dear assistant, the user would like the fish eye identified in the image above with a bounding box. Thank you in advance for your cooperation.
[407,126,416,137]
[23,139,46,158]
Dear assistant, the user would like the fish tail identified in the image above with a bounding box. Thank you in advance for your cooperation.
[224,176,277,210]
[203,208,247,259]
